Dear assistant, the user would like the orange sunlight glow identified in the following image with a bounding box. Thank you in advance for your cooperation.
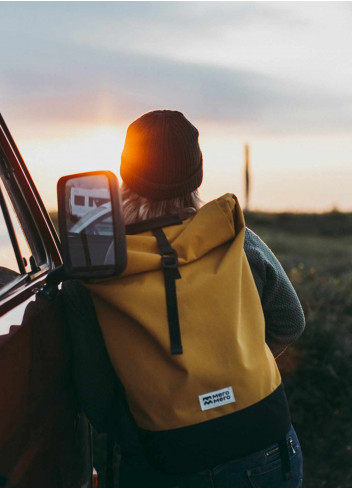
[19,125,126,211]
[16,124,352,214]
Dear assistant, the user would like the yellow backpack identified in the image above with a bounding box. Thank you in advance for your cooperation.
[85,194,290,473]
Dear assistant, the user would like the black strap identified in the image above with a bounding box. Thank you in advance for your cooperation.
[126,214,182,235]
[152,227,183,355]
[279,437,292,481]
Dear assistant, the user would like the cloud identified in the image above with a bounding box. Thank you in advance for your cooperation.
[0,2,351,137]
[2,46,351,135]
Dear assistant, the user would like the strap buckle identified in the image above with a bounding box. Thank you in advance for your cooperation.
[161,251,178,269]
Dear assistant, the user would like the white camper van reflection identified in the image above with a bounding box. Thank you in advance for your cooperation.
[69,202,112,236]
[70,187,110,218]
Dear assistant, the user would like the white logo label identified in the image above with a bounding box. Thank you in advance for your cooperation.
[199,386,236,411]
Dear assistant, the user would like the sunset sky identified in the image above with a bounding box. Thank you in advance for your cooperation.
[1,2,352,212]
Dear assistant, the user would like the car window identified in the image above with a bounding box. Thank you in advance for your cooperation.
[0,202,21,289]
[0,180,32,270]
[0,160,47,296]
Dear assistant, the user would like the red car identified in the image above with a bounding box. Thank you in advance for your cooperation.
[0,115,125,487]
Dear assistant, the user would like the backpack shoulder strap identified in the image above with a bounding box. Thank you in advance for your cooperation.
[125,214,182,235]
[126,213,184,355]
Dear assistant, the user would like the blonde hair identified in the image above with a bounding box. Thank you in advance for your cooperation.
[121,182,201,225]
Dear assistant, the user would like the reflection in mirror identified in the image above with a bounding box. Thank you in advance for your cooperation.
[64,174,115,269]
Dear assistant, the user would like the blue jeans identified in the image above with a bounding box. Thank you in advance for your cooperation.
[119,425,303,487]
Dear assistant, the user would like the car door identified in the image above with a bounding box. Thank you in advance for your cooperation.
[0,115,92,488]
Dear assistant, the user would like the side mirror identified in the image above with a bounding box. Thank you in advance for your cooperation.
[57,171,127,279]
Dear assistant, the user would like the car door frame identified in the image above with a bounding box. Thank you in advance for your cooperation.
[0,114,92,488]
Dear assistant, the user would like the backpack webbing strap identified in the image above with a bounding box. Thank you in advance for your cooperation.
[152,227,183,355]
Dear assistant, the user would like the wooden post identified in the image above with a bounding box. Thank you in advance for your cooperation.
[244,143,251,212]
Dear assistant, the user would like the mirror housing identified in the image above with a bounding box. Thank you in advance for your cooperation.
[57,171,127,279]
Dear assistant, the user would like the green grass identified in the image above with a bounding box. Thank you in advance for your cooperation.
[245,211,352,488]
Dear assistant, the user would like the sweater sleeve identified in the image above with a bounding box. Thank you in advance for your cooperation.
[244,228,305,349]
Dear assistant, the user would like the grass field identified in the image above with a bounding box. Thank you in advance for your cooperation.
[245,211,352,488]
[50,210,352,487]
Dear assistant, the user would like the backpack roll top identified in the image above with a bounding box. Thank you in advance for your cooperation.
[86,194,282,432]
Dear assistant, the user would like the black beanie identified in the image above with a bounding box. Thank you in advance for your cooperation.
[120,110,203,200]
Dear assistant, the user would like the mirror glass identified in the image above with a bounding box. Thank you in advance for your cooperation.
[64,174,115,268]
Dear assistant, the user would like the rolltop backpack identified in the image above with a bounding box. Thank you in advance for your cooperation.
[85,193,291,474]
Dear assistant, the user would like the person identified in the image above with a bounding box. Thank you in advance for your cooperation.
[63,110,305,488]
